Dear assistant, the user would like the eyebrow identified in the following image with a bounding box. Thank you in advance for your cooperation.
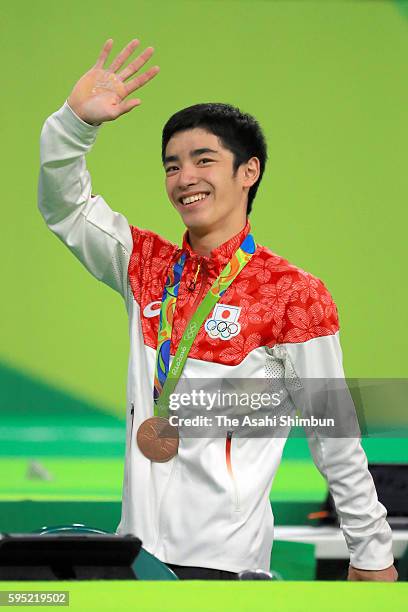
[163,148,219,165]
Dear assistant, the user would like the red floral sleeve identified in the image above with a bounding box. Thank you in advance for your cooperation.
[279,271,340,344]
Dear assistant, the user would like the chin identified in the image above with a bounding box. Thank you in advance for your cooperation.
[178,208,214,231]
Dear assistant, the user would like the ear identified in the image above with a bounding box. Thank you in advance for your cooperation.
[242,157,260,188]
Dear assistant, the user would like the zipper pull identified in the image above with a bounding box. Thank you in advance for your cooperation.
[187,261,201,292]
[226,430,234,478]
[226,430,233,463]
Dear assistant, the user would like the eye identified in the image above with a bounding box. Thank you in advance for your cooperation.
[165,159,213,173]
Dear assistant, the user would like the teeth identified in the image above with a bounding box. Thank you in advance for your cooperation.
[181,193,209,205]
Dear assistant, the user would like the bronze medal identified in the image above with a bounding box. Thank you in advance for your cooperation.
[136,416,179,462]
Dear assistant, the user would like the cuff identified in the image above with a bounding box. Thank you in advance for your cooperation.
[346,522,395,570]
[56,100,101,146]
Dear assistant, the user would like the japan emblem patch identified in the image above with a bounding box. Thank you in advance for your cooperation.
[204,304,241,341]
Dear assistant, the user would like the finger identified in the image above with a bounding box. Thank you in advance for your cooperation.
[118,46,155,82]
[109,39,140,73]
[124,65,160,96]
[95,38,114,69]
[117,98,142,117]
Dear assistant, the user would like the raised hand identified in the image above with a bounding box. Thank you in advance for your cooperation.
[67,38,160,125]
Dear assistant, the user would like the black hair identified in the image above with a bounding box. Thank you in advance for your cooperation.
[162,103,268,214]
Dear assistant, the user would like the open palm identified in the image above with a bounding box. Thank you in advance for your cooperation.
[67,38,160,125]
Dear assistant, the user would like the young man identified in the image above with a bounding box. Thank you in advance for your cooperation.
[38,38,397,581]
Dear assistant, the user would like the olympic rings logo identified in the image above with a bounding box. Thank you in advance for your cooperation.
[204,304,241,341]
[204,318,241,341]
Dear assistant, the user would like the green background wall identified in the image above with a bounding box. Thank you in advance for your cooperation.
[1,0,407,417]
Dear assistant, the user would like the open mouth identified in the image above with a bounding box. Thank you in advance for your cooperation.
[178,192,211,206]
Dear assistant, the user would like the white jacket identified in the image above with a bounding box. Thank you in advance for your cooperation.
[37,101,394,573]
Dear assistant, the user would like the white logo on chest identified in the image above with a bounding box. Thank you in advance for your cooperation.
[143,301,162,318]
[205,304,241,340]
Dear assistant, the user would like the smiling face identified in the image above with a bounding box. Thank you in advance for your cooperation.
[164,128,258,238]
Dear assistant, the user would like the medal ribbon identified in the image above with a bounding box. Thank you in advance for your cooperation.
[153,233,256,418]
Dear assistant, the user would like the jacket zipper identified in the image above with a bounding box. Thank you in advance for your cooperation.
[226,430,241,512]
[191,260,208,309]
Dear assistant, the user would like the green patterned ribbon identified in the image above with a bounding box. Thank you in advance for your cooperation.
[154,233,256,418]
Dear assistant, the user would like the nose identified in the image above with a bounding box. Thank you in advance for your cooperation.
[177,163,199,188]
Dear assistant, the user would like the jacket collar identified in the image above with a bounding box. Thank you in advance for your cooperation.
[179,220,251,269]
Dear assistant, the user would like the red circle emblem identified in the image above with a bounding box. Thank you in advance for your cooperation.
[221,309,230,319]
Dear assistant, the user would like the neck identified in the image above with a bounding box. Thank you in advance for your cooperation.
[188,218,247,257]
